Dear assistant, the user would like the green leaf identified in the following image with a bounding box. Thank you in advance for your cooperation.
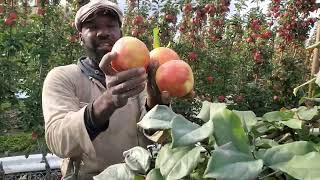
[280,118,302,129]
[93,163,134,180]
[294,106,318,121]
[196,101,211,122]
[257,141,317,166]
[0,102,12,111]
[271,152,320,180]
[123,146,151,174]
[209,103,227,119]
[262,111,294,122]
[166,41,171,48]
[153,27,161,49]
[211,108,250,154]
[155,144,202,180]
[232,110,257,132]
[171,115,214,148]
[134,175,145,180]
[204,143,263,180]
[137,105,176,130]
[146,169,164,180]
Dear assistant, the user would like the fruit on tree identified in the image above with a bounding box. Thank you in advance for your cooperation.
[183,3,192,13]
[133,15,143,24]
[111,36,150,72]
[0,5,4,14]
[188,52,198,61]
[218,95,225,102]
[9,12,17,19]
[155,60,194,97]
[150,47,180,65]
[207,76,214,82]
[4,18,14,26]
[37,7,45,16]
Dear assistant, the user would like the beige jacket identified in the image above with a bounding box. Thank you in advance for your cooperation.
[42,64,152,179]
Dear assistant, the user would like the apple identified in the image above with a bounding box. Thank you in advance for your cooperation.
[150,47,180,65]
[111,36,150,72]
[156,60,194,97]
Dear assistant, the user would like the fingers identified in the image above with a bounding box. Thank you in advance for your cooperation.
[161,91,171,105]
[99,52,117,75]
[120,84,146,99]
[147,60,160,74]
[107,67,146,88]
[112,84,146,107]
[111,73,147,94]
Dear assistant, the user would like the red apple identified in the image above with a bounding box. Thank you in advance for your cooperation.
[111,36,150,72]
[156,60,194,97]
[150,47,180,65]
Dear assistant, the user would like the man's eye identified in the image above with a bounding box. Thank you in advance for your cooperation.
[88,24,96,29]
[84,23,96,29]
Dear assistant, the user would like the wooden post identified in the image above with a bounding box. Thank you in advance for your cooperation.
[311,22,320,76]
[309,22,320,97]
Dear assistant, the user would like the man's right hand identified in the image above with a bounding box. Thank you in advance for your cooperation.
[92,52,147,127]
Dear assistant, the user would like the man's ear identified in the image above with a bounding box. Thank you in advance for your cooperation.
[79,32,84,45]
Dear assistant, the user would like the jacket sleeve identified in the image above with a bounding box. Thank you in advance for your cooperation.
[42,67,96,159]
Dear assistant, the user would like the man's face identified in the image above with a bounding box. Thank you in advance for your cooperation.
[80,12,121,62]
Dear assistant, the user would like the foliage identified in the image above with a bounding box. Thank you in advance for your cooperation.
[0,0,318,156]
[0,132,46,156]
[0,2,83,132]
[101,73,320,179]
[122,0,316,119]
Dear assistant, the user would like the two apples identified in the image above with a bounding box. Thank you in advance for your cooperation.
[110,36,194,98]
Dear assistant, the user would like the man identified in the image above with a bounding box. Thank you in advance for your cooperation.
[42,0,170,179]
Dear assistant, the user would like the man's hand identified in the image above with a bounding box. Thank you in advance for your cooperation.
[146,61,171,108]
[92,52,147,127]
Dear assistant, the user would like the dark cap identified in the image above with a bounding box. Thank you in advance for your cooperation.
[74,0,123,31]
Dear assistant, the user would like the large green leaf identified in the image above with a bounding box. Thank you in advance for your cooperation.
[196,101,211,122]
[155,144,202,180]
[211,108,250,154]
[171,115,214,148]
[146,169,164,180]
[257,141,317,166]
[137,105,176,130]
[232,110,257,132]
[271,152,320,180]
[262,111,294,122]
[153,27,161,49]
[204,143,263,180]
[280,118,302,129]
[123,146,151,174]
[196,102,227,122]
[209,103,227,119]
[294,106,318,121]
[93,163,134,180]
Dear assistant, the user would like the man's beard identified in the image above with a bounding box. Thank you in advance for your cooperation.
[85,45,107,63]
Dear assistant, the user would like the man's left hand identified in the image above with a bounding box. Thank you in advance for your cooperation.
[146,61,171,109]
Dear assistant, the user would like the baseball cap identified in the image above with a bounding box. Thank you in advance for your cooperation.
[74,0,123,31]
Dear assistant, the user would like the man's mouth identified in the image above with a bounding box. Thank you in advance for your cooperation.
[97,42,113,51]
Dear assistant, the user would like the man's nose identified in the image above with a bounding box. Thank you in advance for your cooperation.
[97,28,110,38]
